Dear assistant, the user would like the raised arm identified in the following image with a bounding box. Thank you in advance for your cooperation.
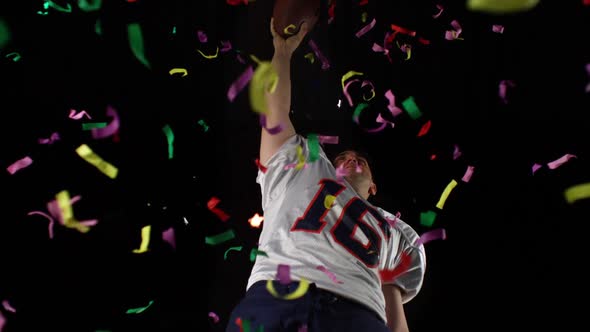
[259,18,309,166]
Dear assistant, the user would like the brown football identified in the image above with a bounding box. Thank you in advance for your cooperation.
[272,0,321,39]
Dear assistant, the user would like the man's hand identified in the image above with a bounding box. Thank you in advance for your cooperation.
[270,17,309,60]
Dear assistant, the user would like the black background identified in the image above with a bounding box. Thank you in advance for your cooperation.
[1,0,589,331]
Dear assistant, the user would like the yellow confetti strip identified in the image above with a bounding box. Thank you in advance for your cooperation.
[436,179,458,209]
[564,182,590,204]
[197,46,219,59]
[283,24,297,36]
[132,225,151,254]
[304,52,315,64]
[266,278,310,300]
[75,144,118,179]
[467,0,540,13]
[169,68,188,76]
[294,145,306,170]
[56,190,91,233]
[341,70,364,90]
[324,195,336,209]
[249,61,278,114]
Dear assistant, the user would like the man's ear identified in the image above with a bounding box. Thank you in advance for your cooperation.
[369,182,377,196]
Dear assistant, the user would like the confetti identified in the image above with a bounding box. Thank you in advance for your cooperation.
[401,96,422,120]
[207,196,231,222]
[162,124,175,159]
[564,183,590,204]
[266,278,310,300]
[462,166,475,182]
[249,61,278,114]
[169,68,188,76]
[467,0,540,13]
[126,300,154,314]
[317,265,344,284]
[6,156,33,175]
[127,23,150,68]
[250,248,269,262]
[415,228,447,246]
[420,210,437,227]
[224,246,243,260]
[75,144,119,179]
[91,105,120,139]
[547,153,577,170]
[132,225,152,254]
[379,252,411,282]
[436,179,458,209]
[205,229,236,245]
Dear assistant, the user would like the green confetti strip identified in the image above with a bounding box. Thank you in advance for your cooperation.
[307,133,319,162]
[127,23,151,69]
[224,246,243,260]
[0,18,11,49]
[352,103,369,124]
[82,122,107,130]
[250,248,269,262]
[126,300,154,314]
[205,229,236,245]
[401,96,422,120]
[197,119,209,132]
[420,210,437,227]
[162,124,174,159]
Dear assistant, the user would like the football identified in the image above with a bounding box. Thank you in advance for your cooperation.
[272,0,321,39]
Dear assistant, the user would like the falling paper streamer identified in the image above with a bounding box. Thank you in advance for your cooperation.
[205,229,236,245]
[384,90,403,117]
[432,4,444,18]
[266,279,310,300]
[420,210,437,227]
[492,24,505,33]
[276,264,292,284]
[547,153,576,170]
[220,40,232,53]
[355,18,376,38]
[1,300,15,313]
[27,211,55,239]
[162,227,176,250]
[54,191,97,233]
[259,115,284,135]
[462,165,475,182]
[467,0,540,14]
[224,246,243,260]
[207,196,230,221]
[76,144,118,179]
[585,63,590,93]
[227,65,253,102]
[197,47,219,59]
[324,195,336,209]
[532,163,543,174]
[169,68,188,77]
[308,39,330,70]
[126,300,154,314]
[6,156,33,175]
[249,61,278,114]
[417,120,432,137]
[564,182,590,204]
[38,132,60,144]
[132,225,151,254]
[208,312,220,323]
[91,105,120,139]
[453,144,462,160]
[498,79,515,104]
[250,248,269,262]
[127,23,150,69]
[343,79,361,107]
[82,122,107,130]
[197,30,207,43]
[77,0,102,12]
[318,135,339,145]
[317,265,344,284]
[162,124,174,159]
[0,311,5,332]
[445,20,463,40]
[415,228,447,246]
[401,96,422,120]
[69,109,91,120]
[436,179,458,209]
[307,134,320,162]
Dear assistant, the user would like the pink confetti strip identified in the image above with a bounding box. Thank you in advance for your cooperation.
[220,40,232,53]
[308,39,330,70]
[492,24,504,33]
[2,300,16,313]
[207,196,230,222]
[532,163,542,174]
[27,211,55,239]
[6,156,33,175]
[499,80,515,104]
[547,153,577,169]
[453,144,462,160]
[91,105,120,139]
[318,135,339,144]
[276,264,292,285]
[197,30,207,43]
[375,113,395,128]
[461,165,475,182]
[355,18,376,38]
[415,228,447,246]
[227,65,253,102]
[445,20,463,40]
[432,4,444,18]
[0,311,5,331]
[208,311,220,323]
[316,265,344,284]
[259,115,284,135]
[162,227,176,249]
[38,132,60,144]
[585,63,590,93]
[384,90,403,117]
[69,109,91,120]
[343,79,360,107]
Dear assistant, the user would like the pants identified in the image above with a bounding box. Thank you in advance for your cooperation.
[225,280,390,332]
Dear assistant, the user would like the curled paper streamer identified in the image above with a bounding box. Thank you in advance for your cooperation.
[208,312,220,323]
[91,105,120,139]
[126,300,154,314]
[207,196,230,221]
[308,39,330,70]
[169,68,188,76]
[266,279,310,300]
[250,248,269,262]
[27,211,55,239]
[547,153,576,170]
[197,47,219,59]
[69,109,91,120]
[384,90,403,117]
[38,132,60,144]
[259,114,284,135]
[355,18,376,38]
[432,4,444,18]
[224,246,243,260]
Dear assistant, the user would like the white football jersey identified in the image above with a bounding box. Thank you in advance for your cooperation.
[247,134,426,323]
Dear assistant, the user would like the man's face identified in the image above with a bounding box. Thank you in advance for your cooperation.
[333,151,373,182]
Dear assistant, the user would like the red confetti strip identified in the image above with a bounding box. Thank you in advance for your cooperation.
[417,120,432,137]
[207,197,230,222]
[255,159,267,173]
[379,252,411,282]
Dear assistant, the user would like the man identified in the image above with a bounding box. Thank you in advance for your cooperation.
[226,18,426,332]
